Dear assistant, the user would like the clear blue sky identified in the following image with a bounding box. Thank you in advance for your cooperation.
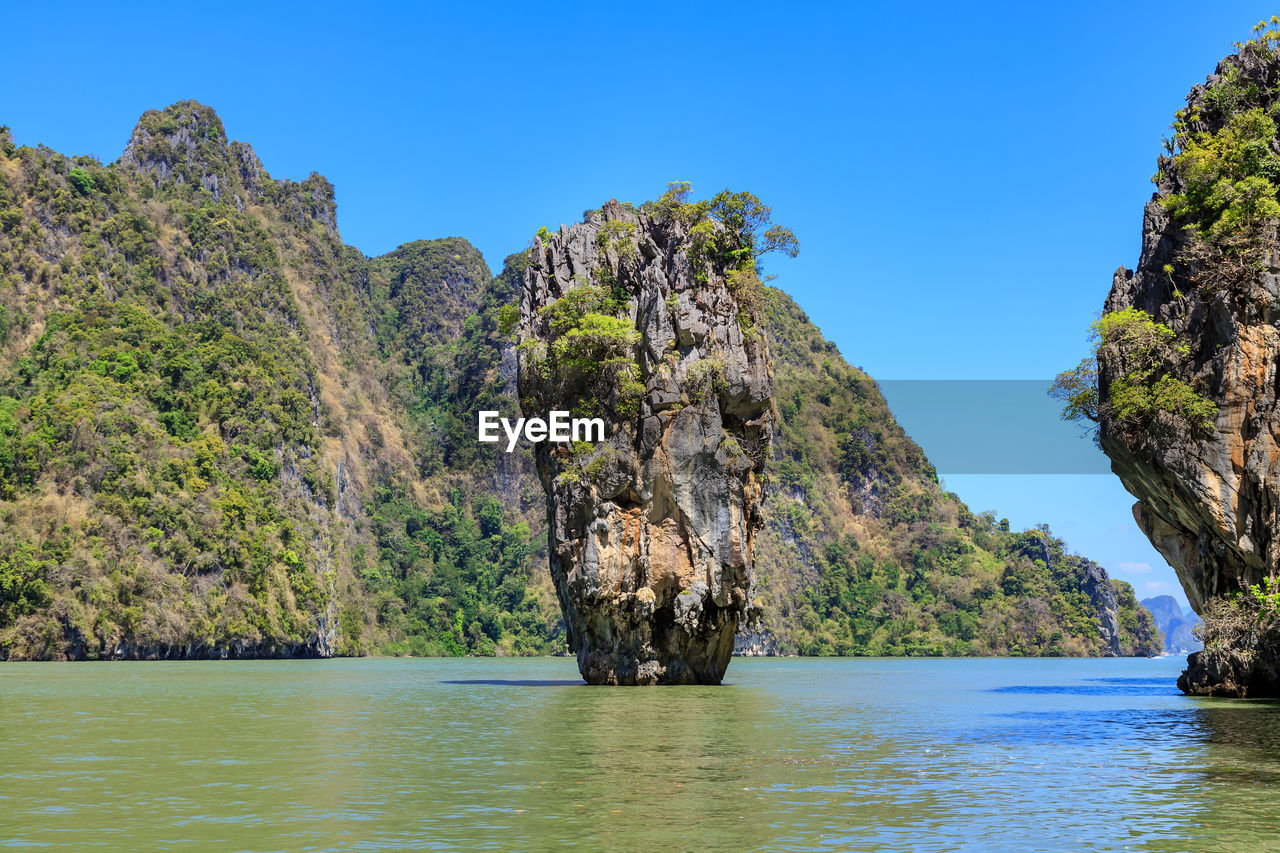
[6,0,1272,611]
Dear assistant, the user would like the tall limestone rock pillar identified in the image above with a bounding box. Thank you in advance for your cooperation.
[1097,42,1280,696]
[516,199,775,685]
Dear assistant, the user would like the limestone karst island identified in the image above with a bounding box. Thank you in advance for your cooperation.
[5,5,1280,851]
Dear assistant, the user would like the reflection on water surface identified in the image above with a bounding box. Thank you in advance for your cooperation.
[2,656,1278,851]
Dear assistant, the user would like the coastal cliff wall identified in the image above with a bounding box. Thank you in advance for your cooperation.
[1096,35,1280,694]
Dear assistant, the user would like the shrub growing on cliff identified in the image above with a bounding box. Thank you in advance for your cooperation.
[708,190,799,261]
[540,283,623,333]
[524,284,643,419]
[67,168,96,195]
[1163,107,1280,239]
[1096,309,1215,432]
[595,219,636,262]
[686,356,727,405]
[642,182,798,314]
[497,303,519,337]
[645,181,704,224]
[550,313,639,374]
[1049,357,1099,430]
[1052,308,1215,438]
[1193,578,1280,693]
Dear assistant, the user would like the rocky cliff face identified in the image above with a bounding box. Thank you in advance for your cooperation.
[516,200,774,684]
[1100,217,1278,622]
[0,101,411,660]
[1080,558,1125,656]
[1098,42,1280,694]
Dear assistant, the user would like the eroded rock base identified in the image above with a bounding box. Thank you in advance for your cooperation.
[1179,647,1280,698]
[576,597,737,685]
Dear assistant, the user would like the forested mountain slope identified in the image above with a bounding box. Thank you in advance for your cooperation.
[0,102,1158,659]
[755,291,1157,655]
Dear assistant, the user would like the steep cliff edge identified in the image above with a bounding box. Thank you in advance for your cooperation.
[1087,24,1280,695]
[516,193,778,684]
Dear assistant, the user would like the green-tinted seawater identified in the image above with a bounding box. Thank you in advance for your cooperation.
[2,656,1278,851]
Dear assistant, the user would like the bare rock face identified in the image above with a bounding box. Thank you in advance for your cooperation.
[516,200,774,685]
[1098,46,1280,695]
[1080,558,1125,657]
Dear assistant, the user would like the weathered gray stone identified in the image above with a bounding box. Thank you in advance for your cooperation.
[517,200,774,684]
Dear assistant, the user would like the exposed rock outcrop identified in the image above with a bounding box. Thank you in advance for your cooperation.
[41,616,337,662]
[517,200,774,684]
[1098,43,1280,695]
[1080,558,1124,656]
[733,629,781,657]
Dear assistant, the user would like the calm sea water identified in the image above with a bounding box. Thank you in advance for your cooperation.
[2,656,1278,852]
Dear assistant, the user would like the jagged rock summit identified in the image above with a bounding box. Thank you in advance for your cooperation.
[516,198,775,684]
[118,100,337,233]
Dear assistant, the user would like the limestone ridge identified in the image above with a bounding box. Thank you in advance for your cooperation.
[516,200,775,684]
[1098,43,1280,694]
[118,100,337,234]
[0,100,378,660]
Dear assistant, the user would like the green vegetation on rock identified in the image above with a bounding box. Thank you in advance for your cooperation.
[1053,308,1215,439]
[643,181,796,326]
[0,130,350,657]
[1150,18,1280,295]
